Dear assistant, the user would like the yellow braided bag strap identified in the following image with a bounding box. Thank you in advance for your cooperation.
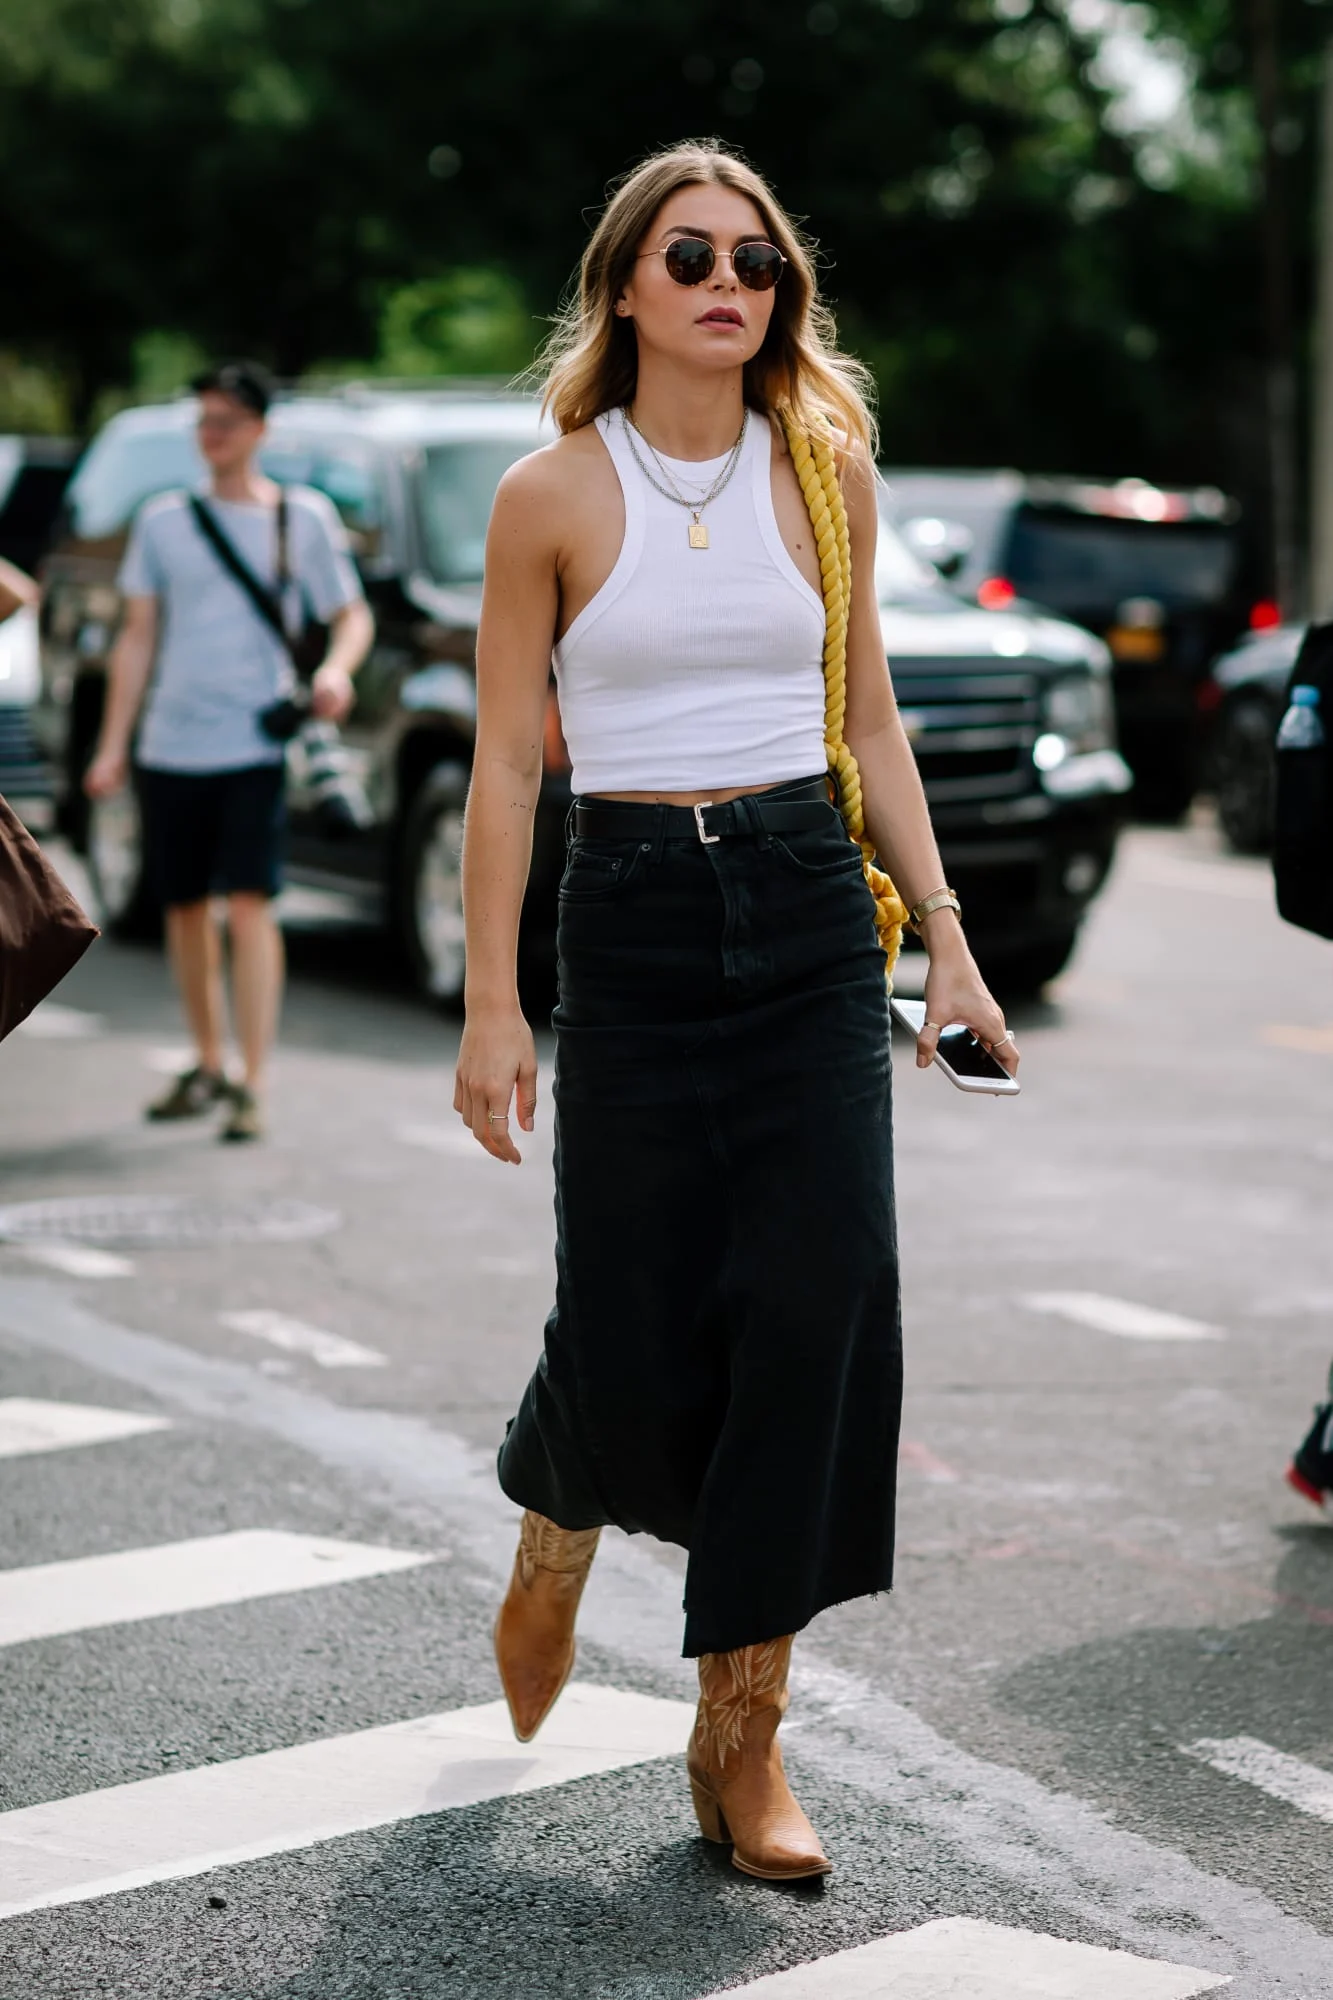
[781,413,908,985]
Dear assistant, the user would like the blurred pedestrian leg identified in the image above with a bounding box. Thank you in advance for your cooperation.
[82,358,373,1141]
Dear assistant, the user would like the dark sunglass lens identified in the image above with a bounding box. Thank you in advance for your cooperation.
[734,243,784,291]
[663,238,716,286]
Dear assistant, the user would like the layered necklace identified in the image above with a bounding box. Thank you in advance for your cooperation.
[622,407,749,549]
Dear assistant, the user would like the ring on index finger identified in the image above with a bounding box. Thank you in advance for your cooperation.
[993,1030,1017,1050]
[487,1111,508,1125]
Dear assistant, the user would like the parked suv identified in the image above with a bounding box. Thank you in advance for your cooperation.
[35,388,1130,1001]
[873,507,1130,991]
[35,386,566,998]
[1204,623,1303,853]
[884,469,1265,820]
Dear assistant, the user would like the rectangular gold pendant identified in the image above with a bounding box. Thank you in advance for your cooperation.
[688,520,710,549]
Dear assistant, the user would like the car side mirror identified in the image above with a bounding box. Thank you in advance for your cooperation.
[899,515,972,581]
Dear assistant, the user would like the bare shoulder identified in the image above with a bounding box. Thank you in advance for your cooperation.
[833,434,880,536]
[497,426,607,507]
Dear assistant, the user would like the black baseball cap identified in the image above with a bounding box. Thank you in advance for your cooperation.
[190,359,275,416]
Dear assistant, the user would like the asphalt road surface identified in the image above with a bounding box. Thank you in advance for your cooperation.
[0,816,1330,2000]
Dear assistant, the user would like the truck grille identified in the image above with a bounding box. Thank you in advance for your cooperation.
[891,666,1040,804]
[0,705,50,797]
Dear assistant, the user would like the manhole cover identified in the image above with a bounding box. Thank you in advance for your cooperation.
[0,1195,341,1249]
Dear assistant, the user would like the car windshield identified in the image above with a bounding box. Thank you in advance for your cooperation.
[419,439,537,584]
[1007,511,1238,612]
[874,502,954,603]
[63,427,202,539]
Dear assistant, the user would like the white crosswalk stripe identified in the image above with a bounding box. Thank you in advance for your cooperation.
[0,1398,169,1460]
[1022,1292,1222,1342]
[14,1004,105,1039]
[709,1919,1228,1997]
[219,1308,386,1369]
[1182,1737,1333,1825]
[0,1683,692,1920]
[13,1242,135,1278]
[0,1529,433,1648]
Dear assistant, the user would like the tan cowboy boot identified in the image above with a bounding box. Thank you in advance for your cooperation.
[686,1635,832,1881]
[494,1511,601,1742]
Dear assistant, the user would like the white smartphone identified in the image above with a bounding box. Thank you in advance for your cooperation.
[889,995,1021,1097]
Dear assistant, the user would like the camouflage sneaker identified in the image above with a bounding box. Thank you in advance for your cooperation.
[146,1065,229,1122]
[220,1085,265,1143]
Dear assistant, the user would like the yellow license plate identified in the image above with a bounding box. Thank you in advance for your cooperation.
[1107,625,1165,662]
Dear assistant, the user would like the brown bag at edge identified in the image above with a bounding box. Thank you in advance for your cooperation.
[0,794,99,1043]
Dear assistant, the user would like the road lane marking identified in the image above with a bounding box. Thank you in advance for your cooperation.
[14,1242,135,1279]
[1182,1737,1333,1824]
[0,1530,432,1649]
[711,1918,1228,1997]
[14,1004,105,1038]
[395,1121,489,1159]
[142,1045,198,1075]
[0,1682,691,1920]
[219,1309,386,1370]
[898,1439,959,1482]
[1261,1023,1333,1056]
[1022,1292,1222,1342]
[0,1399,170,1460]
[1128,856,1269,902]
[9,1282,1333,1990]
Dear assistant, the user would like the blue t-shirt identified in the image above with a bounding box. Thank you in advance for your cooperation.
[118,485,363,774]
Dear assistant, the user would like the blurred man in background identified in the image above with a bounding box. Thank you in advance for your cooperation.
[83,360,374,1141]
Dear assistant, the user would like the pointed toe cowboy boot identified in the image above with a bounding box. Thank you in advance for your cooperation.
[494,1511,601,1742]
[686,1635,832,1881]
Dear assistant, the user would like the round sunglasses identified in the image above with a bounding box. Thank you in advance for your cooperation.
[639,237,787,293]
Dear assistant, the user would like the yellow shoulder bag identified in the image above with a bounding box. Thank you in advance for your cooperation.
[782,415,908,984]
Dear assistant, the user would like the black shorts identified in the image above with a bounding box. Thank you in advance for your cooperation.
[137,762,286,907]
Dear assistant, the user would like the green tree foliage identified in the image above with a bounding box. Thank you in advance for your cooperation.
[0,0,1284,496]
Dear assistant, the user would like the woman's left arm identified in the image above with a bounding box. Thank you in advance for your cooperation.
[840,446,1018,1077]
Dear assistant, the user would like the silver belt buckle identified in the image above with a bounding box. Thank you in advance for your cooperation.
[693,801,720,846]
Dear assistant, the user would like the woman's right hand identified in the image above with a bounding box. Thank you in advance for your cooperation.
[83,746,128,799]
[454,1008,539,1164]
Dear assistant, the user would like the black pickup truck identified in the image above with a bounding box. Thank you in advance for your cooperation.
[34,387,1130,999]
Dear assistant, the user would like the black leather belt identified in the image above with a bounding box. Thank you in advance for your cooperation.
[573,779,834,845]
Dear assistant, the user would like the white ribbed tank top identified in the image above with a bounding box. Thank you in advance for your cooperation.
[553,408,827,794]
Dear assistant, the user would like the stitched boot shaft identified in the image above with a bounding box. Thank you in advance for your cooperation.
[494,1511,601,1742]
[686,1637,831,1881]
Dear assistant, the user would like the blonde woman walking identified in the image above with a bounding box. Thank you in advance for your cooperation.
[455,140,1018,1880]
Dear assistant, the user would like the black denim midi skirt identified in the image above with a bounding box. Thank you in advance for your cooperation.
[497,775,903,1658]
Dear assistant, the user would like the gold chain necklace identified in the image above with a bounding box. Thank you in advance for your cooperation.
[622,408,749,549]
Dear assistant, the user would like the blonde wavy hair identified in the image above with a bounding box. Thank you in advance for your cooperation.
[539,140,877,457]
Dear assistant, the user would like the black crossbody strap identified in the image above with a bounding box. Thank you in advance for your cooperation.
[188,494,295,662]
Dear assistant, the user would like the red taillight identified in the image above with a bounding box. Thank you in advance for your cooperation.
[1249,599,1281,631]
[977,576,1016,611]
[543,686,571,775]
[1196,678,1223,714]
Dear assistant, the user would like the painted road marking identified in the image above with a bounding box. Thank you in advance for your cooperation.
[395,1120,489,1160]
[0,1682,691,1920]
[1023,1292,1222,1342]
[14,1003,105,1038]
[219,1309,386,1371]
[1130,855,1268,903]
[142,1045,198,1076]
[1262,1023,1333,1056]
[1182,1737,1333,1824]
[712,1918,1228,1997]
[0,1530,432,1649]
[0,1398,170,1461]
[14,1241,135,1279]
